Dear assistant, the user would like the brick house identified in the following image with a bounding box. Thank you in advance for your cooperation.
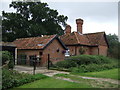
[13,35,67,66]
[60,18,109,56]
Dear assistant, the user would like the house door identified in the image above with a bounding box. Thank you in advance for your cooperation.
[29,55,36,66]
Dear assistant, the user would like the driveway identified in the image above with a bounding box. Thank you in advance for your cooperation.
[14,65,120,87]
[14,65,69,76]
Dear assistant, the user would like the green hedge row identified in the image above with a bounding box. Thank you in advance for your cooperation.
[2,69,48,90]
[0,51,14,69]
[53,55,118,73]
[70,63,118,73]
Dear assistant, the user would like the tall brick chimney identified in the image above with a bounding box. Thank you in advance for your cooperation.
[76,18,83,34]
[65,25,71,35]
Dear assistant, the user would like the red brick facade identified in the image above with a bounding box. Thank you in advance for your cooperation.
[14,35,67,66]
[60,18,109,56]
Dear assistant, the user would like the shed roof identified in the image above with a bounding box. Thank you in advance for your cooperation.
[13,35,67,50]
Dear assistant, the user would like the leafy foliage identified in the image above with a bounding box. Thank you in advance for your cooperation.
[2,1,68,42]
[70,63,118,73]
[2,68,48,90]
[55,59,77,69]
[0,51,14,69]
[79,47,86,54]
[54,55,118,73]
[106,34,120,59]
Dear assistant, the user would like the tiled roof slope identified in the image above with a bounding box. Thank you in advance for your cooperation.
[60,32,108,46]
[84,32,108,46]
[13,35,56,49]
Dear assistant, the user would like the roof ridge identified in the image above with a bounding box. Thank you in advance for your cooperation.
[15,35,56,40]
[84,31,105,35]
[74,32,80,44]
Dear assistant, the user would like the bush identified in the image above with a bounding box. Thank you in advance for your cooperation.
[1,51,11,65]
[2,69,48,90]
[0,51,14,69]
[70,63,118,73]
[55,59,77,69]
[66,55,113,65]
[54,55,118,73]
[55,55,117,69]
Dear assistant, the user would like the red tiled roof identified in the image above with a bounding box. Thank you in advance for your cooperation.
[13,35,56,49]
[84,32,107,46]
[60,32,90,45]
[60,31,108,46]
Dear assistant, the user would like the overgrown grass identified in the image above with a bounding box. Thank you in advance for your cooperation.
[73,68,119,80]
[17,77,92,88]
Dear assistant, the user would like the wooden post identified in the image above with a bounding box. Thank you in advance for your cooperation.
[47,54,50,70]
[15,48,17,65]
[33,57,37,75]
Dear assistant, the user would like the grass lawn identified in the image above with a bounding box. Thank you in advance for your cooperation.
[73,68,119,80]
[17,77,92,88]
[14,68,119,88]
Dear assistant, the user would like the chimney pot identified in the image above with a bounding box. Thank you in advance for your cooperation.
[76,18,83,34]
[65,25,71,35]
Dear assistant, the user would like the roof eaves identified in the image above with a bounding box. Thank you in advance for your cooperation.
[83,31,105,35]
[56,37,68,50]
[42,35,57,50]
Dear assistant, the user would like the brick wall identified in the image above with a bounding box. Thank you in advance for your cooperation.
[43,39,65,66]
[67,45,108,56]
[67,46,76,56]
[76,46,90,55]
[67,46,98,56]
[99,46,108,56]
[17,39,66,66]
[90,47,99,55]
[17,49,42,65]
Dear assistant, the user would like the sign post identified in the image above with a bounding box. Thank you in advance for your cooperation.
[33,55,40,75]
[33,59,36,75]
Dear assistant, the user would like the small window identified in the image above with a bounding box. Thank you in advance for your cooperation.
[56,49,59,52]
[39,52,43,55]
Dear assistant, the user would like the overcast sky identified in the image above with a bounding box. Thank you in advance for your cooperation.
[0,0,119,37]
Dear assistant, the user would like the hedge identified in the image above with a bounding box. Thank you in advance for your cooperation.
[2,69,48,90]
[53,55,118,73]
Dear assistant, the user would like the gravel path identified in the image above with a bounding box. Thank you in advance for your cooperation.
[14,65,69,75]
[71,75,120,85]
[14,65,120,86]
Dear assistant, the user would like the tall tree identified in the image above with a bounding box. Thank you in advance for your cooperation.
[106,34,120,59]
[2,1,68,42]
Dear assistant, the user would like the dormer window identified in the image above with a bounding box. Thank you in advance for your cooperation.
[38,44,44,46]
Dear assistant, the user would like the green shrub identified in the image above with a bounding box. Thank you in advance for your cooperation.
[55,60,77,69]
[2,69,48,90]
[1,51,11,65]
[66,55,113,65]
[55,55,118,69]
[1,51,14,69]
[70,63,118,73]
[54,55,118,73]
